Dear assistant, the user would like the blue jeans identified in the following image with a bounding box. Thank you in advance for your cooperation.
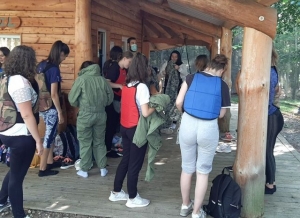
[40,109,58,148]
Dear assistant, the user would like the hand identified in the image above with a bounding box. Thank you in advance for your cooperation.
[119,84,123,90]
[53,155,64,161]
[175,65,180,70]
[36,141,44,156]
[58,112,64,124]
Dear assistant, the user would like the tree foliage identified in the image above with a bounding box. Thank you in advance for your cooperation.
[274,0,300,34]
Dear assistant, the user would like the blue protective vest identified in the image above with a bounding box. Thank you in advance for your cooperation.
[183,73,222,120]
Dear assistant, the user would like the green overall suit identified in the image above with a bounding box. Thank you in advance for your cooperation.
[68,64,113,171]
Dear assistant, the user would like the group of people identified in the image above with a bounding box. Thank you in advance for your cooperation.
[0,37,283,218]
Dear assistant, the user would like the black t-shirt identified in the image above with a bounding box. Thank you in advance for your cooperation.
[186,72,231,108]
[105,62,120,83]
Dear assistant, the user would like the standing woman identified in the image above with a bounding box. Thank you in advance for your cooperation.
[68,61,114,178]
[103,46,133,156]
[161,51,186,130]
[0,45,43,217]
[109,53,154,208]
[0,47,11,74]
[159,50,188,93]
[37,40,69,177]
[265,48,284,194]
[176,54,231,218]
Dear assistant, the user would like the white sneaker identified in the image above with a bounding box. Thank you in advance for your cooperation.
[125,195,150,208]
[109,190,129,202]
[100,168,108,177]
[75,159,93,171]
[192,209,206,218]
[75,159,81,170]
[216,143,231,153]
[77,170,88,178]
[180,200,193,216]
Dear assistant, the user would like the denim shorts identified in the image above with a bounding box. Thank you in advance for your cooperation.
[179,112,219,174]
[40,109,58,148]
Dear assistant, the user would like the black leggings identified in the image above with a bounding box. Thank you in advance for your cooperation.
[0,135,35,218]
[265,109,284,184]
[105,103,120,151]
[113,126,147,198]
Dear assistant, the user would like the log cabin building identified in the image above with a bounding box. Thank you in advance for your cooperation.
[0,0,279,217]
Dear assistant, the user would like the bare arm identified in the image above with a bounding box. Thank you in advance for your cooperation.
[141,103,155,118]
[176,81,188,113]
[18,101,43,155]
[51,82,64,124]
[106,79,123,89]
[219,108,227,118]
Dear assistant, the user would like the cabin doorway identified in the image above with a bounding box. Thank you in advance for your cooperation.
[97,29,106,74]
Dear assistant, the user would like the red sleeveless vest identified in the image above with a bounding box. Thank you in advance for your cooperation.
[121,84,139,128]
[114,68,126,97]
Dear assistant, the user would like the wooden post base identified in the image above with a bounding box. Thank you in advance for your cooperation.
[234,27,272,218]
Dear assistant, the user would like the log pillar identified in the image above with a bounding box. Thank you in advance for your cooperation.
[218,27,233,133]
[233,27,272,218]
[75,0,93,76]
[210,38,219,59]
[142,41,151,59]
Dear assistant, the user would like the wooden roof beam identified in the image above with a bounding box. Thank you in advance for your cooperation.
[160,25,182,38]
[143,12,213,45]
[139,1,222,38]
[148,20,172,38]
[146,37,210,48]
[170,0,277,39]
[256,0,279,6]
[143,19,164,38]
[144,25,159,38]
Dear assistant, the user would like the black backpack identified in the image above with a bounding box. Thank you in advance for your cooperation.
[203,167,242,218]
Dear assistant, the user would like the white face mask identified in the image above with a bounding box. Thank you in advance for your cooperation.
[130,44,137,52]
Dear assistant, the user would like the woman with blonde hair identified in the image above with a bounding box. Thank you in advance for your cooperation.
[265,47,284,194]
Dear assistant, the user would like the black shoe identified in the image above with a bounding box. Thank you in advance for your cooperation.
[38,169,59,177]
[60,161,75,169]
[265,185,276,194]
[0,201,11,212]
[47,161,62,170]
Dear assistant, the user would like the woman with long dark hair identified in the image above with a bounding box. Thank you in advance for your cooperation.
[0,47,10,74]
[0,45,43,218]
[160,50,187,131]
[37,40,70,177]
[109,53,154,208]
[103,46,133,157]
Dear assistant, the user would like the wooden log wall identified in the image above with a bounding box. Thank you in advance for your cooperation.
[0,0,76,92]
[0,0,76,126]
[91,0,143,62]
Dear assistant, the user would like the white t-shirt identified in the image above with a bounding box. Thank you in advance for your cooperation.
[1,75,38,136]
[127,81,150,114]
[159,61,189,81]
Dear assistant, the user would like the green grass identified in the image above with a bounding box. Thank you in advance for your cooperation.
[230,95,300,114]
[231,94,239,104]
[280,99,300,114]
